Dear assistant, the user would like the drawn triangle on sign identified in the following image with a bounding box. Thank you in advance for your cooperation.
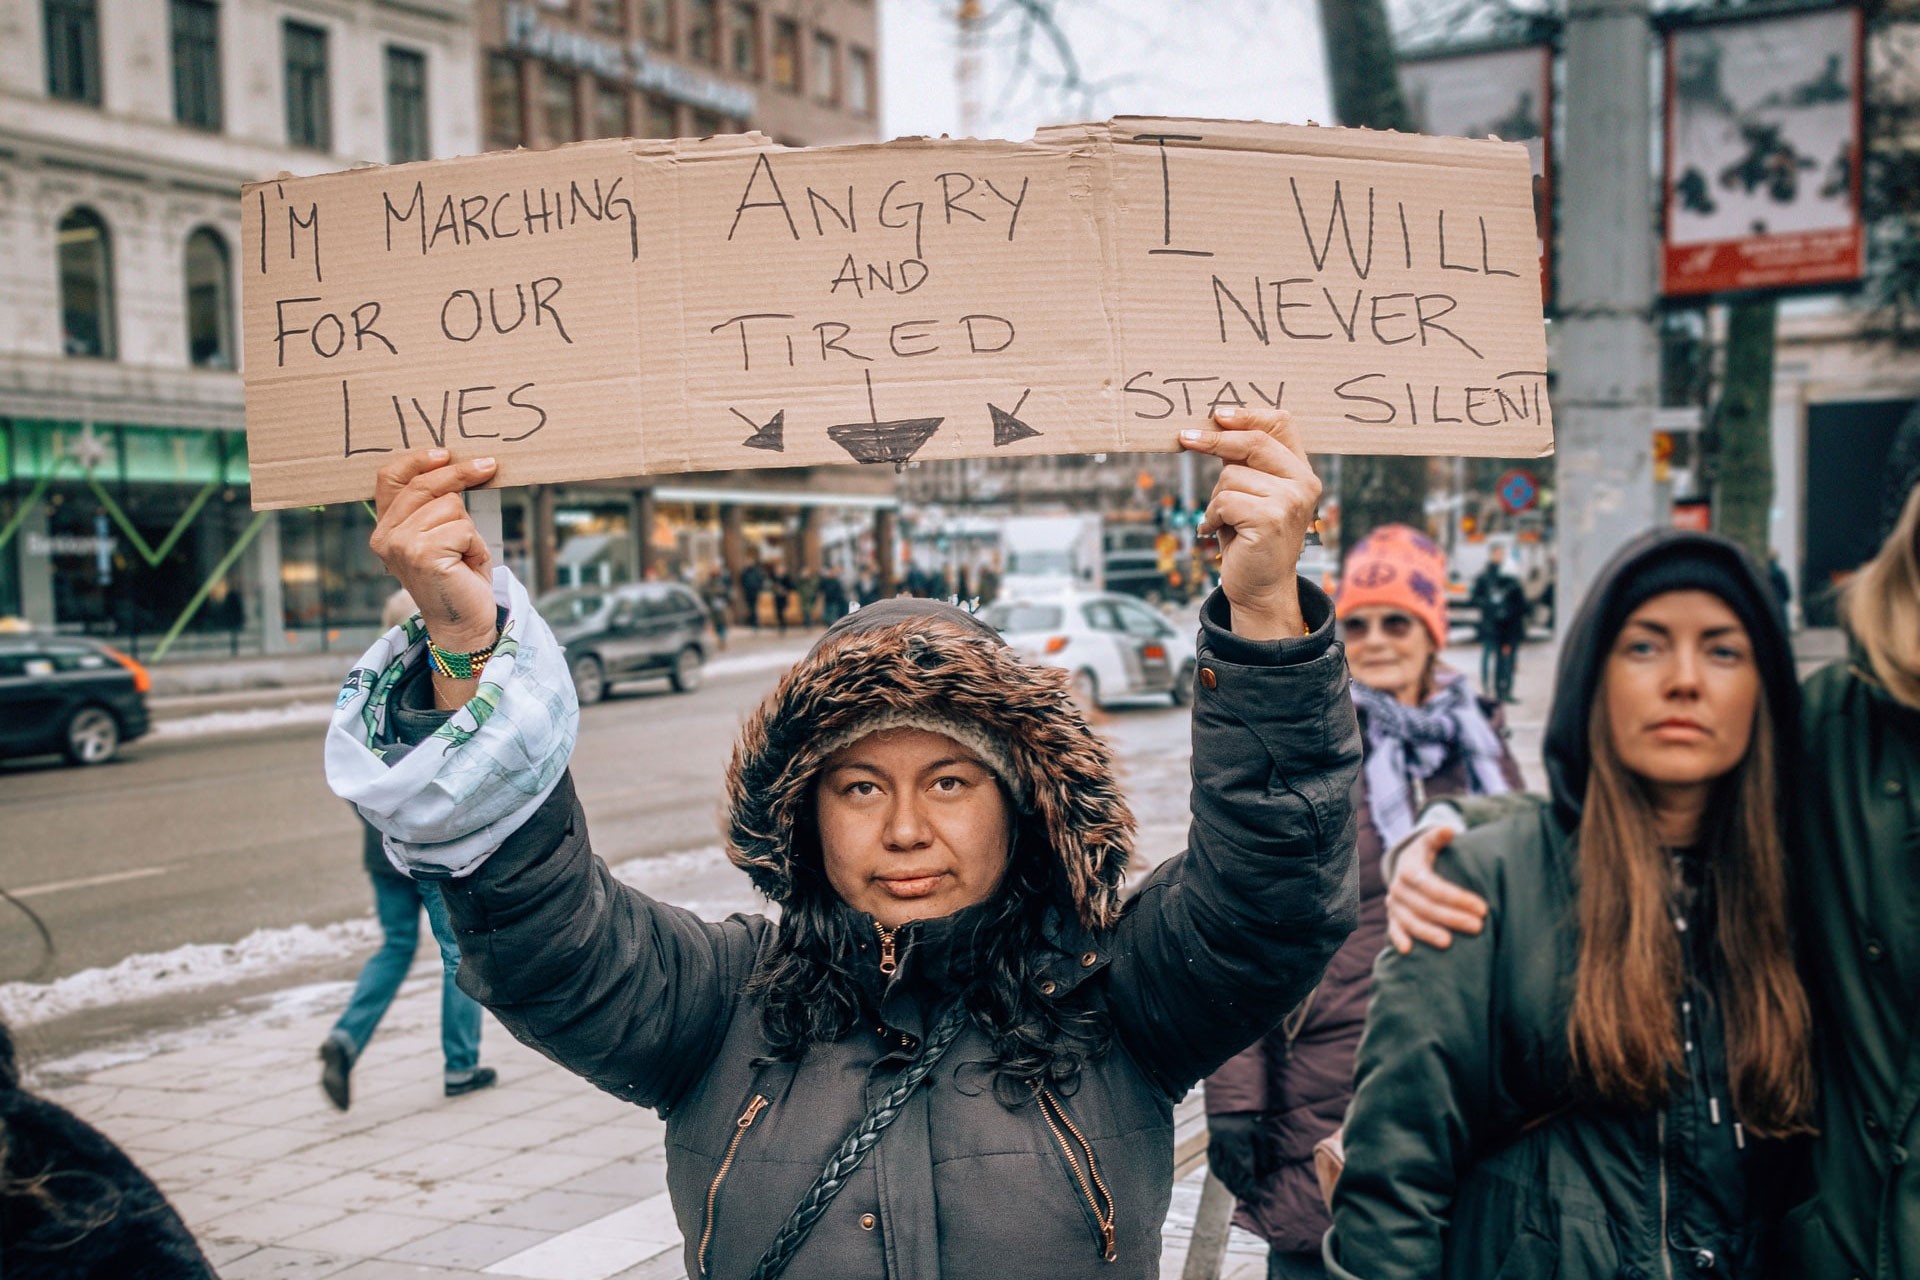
[989,401,1041,447]
[826,418,943,465]
[739,409,786,453]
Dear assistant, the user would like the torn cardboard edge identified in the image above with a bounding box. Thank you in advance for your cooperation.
[241,117,1554,510]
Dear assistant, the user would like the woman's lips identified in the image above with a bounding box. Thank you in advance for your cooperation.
[877,873,947,898]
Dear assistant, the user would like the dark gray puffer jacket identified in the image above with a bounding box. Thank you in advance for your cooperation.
[413,585,1360,1280]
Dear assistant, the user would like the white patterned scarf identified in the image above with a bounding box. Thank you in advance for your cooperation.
[325,566,578,879]
[1351,670,1513,848]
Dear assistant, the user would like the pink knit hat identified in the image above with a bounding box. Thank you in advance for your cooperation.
[1334,524,1450,648]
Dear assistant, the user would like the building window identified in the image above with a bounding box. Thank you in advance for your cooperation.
[57,207,114,359]
[729,2,758,78]
[385,47,428,162]
[44,0,101,104]
[485,53,523,149]
[847,44,872,117]
[184,227,232,369]
[811,30,837,105]
[644,94,676,139]
[640,0,671,48]
[542,69,578,144]
[687,0,717,65]
[170,0,221,129]
[594,80,628,138]
[589,0,622,33]
[283,20,331,150]
[770,17,799,91]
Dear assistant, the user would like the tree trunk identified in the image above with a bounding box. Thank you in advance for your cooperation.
[1317,0,1427,545]
[1712,296,1777,561]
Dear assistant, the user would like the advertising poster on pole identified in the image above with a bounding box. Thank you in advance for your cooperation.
[1662,6,1865,297]
[1400,43,1554,306]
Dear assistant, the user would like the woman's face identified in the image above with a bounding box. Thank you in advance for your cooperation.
[1342,606,1436,706]
[815,727,1014,929]
[1603,590,1760,790]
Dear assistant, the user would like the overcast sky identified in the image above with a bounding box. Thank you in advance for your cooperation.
[878,0,1334,142]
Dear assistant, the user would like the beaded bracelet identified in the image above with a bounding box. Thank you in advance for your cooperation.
[427,636,497,680]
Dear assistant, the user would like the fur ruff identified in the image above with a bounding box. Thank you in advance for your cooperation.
[725,616,1135,931]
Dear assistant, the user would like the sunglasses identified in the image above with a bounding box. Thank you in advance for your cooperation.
[1340,612,1417,641]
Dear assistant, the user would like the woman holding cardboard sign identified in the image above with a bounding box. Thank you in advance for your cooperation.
[325,407,1360,1279]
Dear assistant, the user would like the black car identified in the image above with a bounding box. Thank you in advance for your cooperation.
[0,635,152,766]
[537,582,715,704]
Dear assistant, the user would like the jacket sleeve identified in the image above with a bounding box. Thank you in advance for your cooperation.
[1105,581,1361,1099]
[1325,845,1502,1280]
[436,770,764,1115]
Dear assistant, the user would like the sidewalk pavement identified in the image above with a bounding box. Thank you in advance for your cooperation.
[28,965,1268,1279]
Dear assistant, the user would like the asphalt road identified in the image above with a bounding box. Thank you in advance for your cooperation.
[0,671,779,983]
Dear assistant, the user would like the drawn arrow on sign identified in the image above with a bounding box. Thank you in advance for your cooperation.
[731,408,786,453]
[827,371,942,465]
[989,390,1039,447]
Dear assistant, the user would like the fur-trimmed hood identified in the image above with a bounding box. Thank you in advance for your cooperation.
[725,599,1135,931]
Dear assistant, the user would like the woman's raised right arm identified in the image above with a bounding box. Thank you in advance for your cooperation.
[333,449,753,1112]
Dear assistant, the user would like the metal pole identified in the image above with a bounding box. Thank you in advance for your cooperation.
[468,489,505,573]
[1554,0,1659,622]
[1179,1172,1236,1280]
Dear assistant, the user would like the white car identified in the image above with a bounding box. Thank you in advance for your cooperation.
[984,592,1198,708]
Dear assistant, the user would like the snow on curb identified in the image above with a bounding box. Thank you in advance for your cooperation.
[0,844,765,1029]
[702,647,809,681]
[152,701,336,738]
[0,919,381,1028]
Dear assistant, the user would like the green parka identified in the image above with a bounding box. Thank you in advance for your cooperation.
[1327,531,1806,1280]
[1780,658,1920,1280]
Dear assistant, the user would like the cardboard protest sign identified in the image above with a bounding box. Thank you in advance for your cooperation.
[241,118,1552,509]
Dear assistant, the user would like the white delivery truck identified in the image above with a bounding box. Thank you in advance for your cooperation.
[998,515,1104,598]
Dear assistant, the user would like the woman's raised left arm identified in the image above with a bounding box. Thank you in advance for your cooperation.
[1104,409,1362,1097]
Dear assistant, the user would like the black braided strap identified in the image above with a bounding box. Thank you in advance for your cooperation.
[745,999,973,1280]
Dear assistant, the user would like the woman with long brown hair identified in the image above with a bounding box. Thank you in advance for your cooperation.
[1325,531,1813,1280]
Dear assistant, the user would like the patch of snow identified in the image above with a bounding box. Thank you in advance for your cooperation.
[0,920,379,1028]
[151,702,335,738]
[702,647,808,681]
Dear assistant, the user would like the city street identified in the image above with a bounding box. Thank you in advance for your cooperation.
[0,633,1209,1051]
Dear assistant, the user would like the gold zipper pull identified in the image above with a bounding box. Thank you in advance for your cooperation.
[875,923,897,977]
[738,1095,769,1128]
[1100,1222,1117,1263]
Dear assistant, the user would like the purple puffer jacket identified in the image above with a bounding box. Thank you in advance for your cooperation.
[1203,696,1522,1254]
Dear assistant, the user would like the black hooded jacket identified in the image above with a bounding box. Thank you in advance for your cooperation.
[1329,531,1806,1280]
[395,584,1360,1280]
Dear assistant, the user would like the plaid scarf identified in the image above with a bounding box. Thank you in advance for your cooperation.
[1351,671,1513,847]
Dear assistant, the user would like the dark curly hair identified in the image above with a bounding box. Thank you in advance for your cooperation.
[744,798,1113,1107]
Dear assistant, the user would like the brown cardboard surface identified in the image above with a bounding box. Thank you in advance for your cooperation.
[240,120,1552,509]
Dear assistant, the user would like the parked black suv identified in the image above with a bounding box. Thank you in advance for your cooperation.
[537,583,715,704]
[0,635,152,766]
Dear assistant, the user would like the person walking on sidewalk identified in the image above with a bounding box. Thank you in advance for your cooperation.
[1204,526,1520,1280]
[327,407,1360,1278]
[1332,531,1814,1280]
[1469,544,1527,703]
[319,588,498,1112]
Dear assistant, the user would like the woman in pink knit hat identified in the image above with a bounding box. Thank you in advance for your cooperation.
[1205,523,1521,1280]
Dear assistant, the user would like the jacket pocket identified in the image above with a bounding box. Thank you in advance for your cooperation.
[698,1092,769,1277]
[1489,1229,1558,1280]
[1032,1084,1118,1264]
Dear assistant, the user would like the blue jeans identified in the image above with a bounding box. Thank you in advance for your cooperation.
[331,874,479,1074]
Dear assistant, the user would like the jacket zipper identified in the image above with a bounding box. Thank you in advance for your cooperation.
[1657,1107,1674,1280]
[699,1093,769,1276]
[875,922,898,977]
[1033,1084,1118,1263]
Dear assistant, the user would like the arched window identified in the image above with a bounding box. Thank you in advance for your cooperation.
[184,227,232,368]
[57,207,114,359]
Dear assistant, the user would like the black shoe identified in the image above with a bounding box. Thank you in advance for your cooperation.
[445,1067,498,1099]
[319,1037,352,1112]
